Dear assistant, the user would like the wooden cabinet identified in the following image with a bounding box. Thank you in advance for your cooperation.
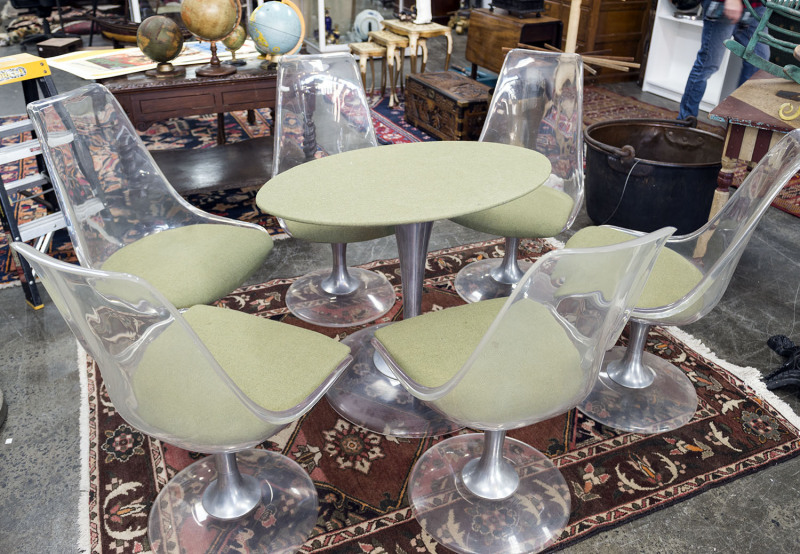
[543,0,651,81]
[465,8,563,76]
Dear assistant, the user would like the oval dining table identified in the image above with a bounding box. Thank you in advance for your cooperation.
[257,140,551,437]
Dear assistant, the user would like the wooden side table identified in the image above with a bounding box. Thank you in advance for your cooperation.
[349,41,387,95]
[465,8,562,78]
[381,19,453,74]
[709,71,799,193]
[368,29,410,107]
[101,59,277,145]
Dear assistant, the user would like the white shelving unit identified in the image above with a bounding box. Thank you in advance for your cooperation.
[642,0,743,114]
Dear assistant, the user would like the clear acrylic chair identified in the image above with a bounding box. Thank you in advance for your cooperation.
[26,83,273,309]
[450,49,585,303]
[566,128,800,434]
[11,242,352,553]
[271,52,396,327]
[372,227,674,553]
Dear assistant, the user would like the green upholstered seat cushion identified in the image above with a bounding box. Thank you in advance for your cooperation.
[450,186,574,238]
[101,224,273,309]
[565,226,703,309]
[133,304,350,447]
[280,219,394,244]
[374,298,585,426]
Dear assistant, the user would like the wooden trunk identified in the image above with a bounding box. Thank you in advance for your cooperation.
[404,72,491,141]
[543,0,651,82]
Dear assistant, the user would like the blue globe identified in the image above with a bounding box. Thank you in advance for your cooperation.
[248,1,303,56]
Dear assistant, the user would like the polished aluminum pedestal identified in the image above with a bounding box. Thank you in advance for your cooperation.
[326,221,462,438]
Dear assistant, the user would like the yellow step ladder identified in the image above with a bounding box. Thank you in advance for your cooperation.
[0,53,63,310]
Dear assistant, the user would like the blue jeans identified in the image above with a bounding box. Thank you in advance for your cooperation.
[678,1,769,119]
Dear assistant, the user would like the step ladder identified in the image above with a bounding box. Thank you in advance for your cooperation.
[0,53,62,309]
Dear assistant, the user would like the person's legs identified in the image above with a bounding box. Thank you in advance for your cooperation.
[734,4,769,84]
[678,1,736,119]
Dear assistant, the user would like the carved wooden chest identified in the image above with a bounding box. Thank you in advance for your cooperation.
[404,72,491,141]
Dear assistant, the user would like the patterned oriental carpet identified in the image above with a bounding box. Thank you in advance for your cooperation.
[82,239,800,553]
[2,85,800,287]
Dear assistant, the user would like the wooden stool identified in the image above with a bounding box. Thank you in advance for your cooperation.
[381,20,453,74]
[348,41,386,95]
[368,29,409,107]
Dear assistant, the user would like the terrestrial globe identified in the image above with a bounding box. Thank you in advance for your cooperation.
[180,0,241,76]
[136,15,185,78]
[222,24,248,66]
[181,0,239,41]
[248,0,304,66]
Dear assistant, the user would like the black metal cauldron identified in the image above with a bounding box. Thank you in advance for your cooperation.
[584,118,724,235]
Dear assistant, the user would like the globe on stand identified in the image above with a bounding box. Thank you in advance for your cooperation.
[248,0,304,69]
[137,15,185,78]
[180,0,240,77]
[222,24,248,67]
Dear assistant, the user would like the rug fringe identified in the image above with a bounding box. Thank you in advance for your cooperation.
[77,343,91,553]
[666,326,800,432]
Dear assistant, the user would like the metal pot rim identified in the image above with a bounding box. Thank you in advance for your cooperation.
[584,118,725,168]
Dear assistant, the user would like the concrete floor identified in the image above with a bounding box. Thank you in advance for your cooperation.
[2,12,800,553]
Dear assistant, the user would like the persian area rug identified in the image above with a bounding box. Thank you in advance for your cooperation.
[82,239,800,553]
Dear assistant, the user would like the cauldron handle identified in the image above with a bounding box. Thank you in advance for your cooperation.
[605,144,636,161]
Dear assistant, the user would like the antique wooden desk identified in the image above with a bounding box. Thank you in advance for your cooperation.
[256,141,550,437]
[101,59,277,145]
[709,71,800,192]
[465,8,563,78]
[380,19,453,74]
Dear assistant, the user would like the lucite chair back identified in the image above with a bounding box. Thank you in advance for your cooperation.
[571,128,800,434]
[451,49,585,302]
[12,241,351,552]
[26,83,259,269]
[272,52,378,175]
[270,52,396,327]
[372,227,673,553]
[480,49,584,222]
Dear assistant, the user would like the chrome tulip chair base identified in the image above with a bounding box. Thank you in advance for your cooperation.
[454,257,533,303]
[148,449,318,553]
[579,345,698,434]
[409,432,571,554]
[285,267,396,328]
[326,325,464,438]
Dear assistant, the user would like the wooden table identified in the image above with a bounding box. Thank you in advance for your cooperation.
[380,19,453,75]
[709,71,800,193]
[367,29,409,108]
[466,8,563,78]
[256,141,550,437]
[101,59,277,145]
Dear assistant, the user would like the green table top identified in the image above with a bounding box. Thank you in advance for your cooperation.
[256,141,551,227]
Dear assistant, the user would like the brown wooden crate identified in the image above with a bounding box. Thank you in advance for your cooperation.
[404,72,491,141]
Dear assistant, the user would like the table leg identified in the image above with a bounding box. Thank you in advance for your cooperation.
[216,113,226,145]
[325,220,462,438]
[694,154,736,258]
[409,35,419,74]
[395,221,433,319]
[358,55,368,89]
[444,31,453,72]
[420,41,429,73]
[387,45,398,107]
